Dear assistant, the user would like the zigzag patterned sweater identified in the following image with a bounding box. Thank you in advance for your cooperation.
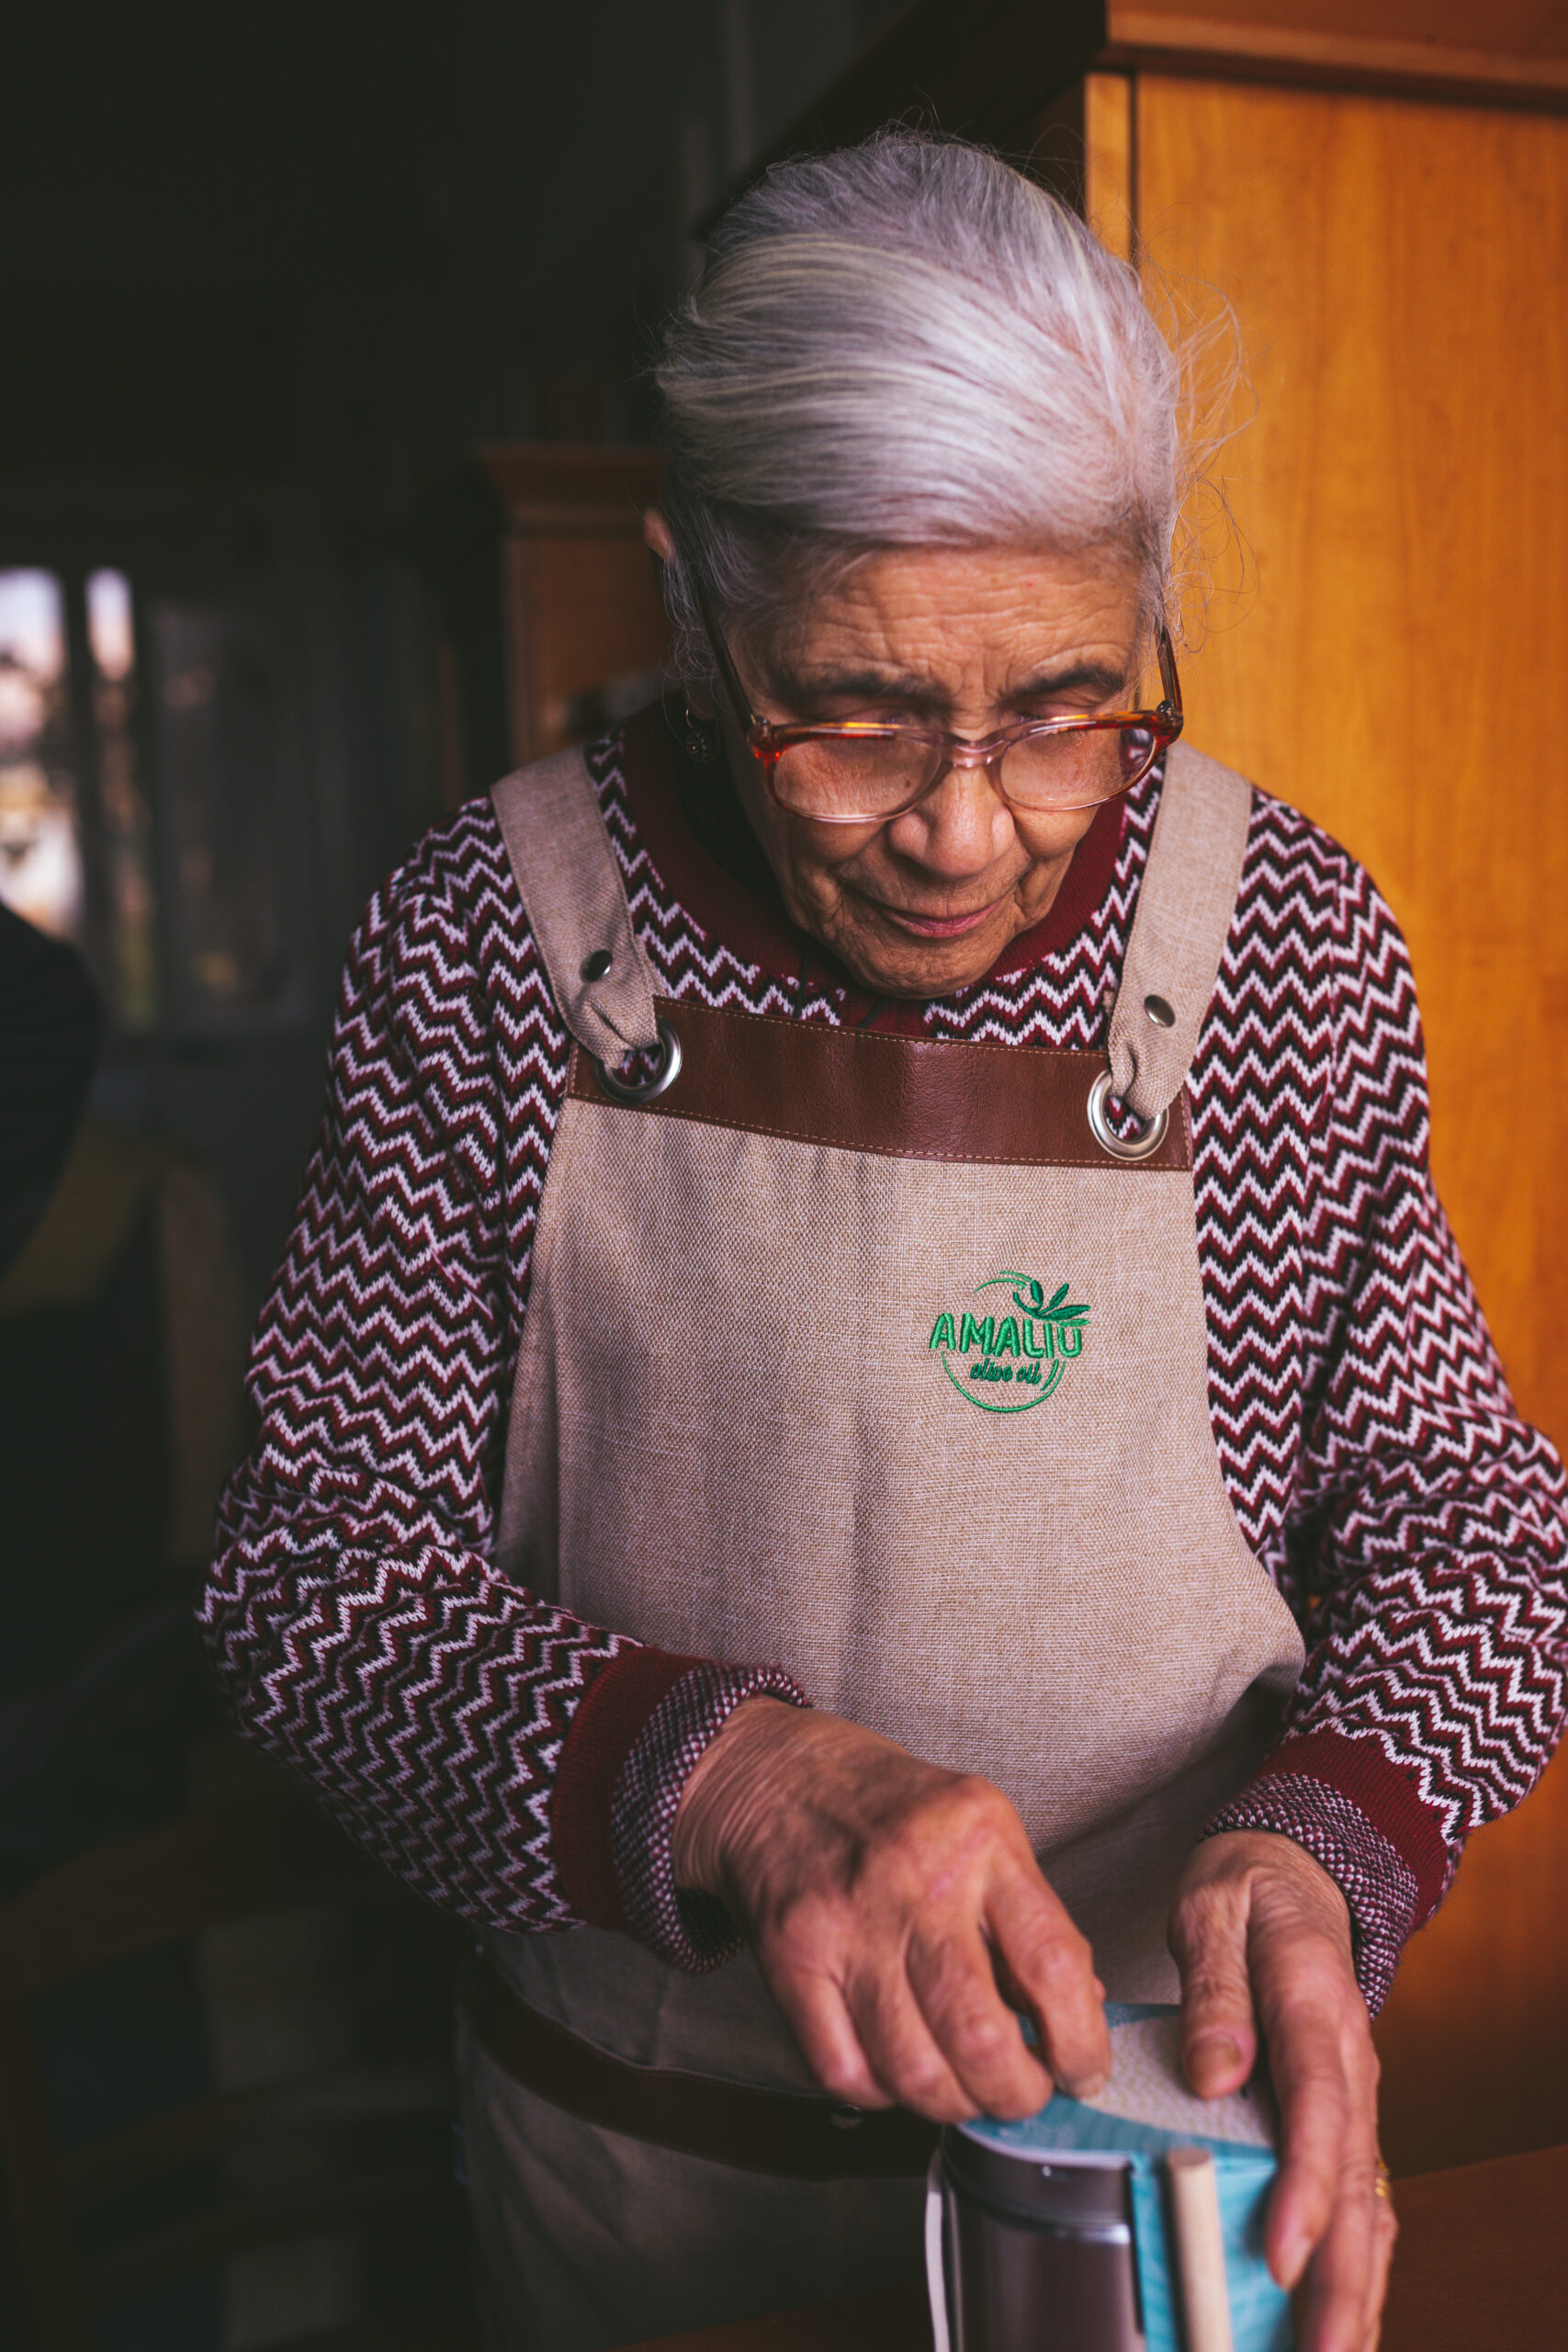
[202,709,1568,2013]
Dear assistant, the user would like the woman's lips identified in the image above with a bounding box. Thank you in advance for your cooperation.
[873,896,1005,939]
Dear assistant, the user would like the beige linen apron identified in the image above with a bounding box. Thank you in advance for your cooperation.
[462,741,1304,2351]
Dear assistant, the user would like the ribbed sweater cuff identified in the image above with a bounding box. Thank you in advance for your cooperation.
[551,1645,808,1966]
[551,1645,705,1930]
[1204,1729,1452,2013]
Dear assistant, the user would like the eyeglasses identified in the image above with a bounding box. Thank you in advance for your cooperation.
[695,577,1183,827]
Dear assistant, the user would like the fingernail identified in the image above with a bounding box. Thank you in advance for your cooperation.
[1273,2228,1312,2290]
[1188,2032,1244,2088]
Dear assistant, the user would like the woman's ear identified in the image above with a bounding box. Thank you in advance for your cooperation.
[643,506,718,721]
[642,507,676,561]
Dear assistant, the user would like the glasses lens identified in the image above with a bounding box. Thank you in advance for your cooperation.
[999,721,1158,809]
[770,731,934,820]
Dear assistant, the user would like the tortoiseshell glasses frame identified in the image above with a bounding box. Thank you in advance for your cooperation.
[694,577,1184,826]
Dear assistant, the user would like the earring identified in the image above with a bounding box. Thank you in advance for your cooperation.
[682,707,723,763]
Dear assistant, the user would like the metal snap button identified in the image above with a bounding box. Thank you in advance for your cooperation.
[1144,992,1176,1027]
[829,2104,864,2131]
[581,948,615,982]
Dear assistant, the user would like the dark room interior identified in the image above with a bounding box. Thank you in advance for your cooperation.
[3,5,1566,2350]
[0,9,901,2346]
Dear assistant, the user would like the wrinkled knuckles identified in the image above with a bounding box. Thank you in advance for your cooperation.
[1169,1890,1251,1973]
[940,1774,1030,1848]
[1010,1940,1091,2005]
[1176,1957,1256,2029]
[917,1980,1021,2060]
[950,2009,1032,2066]
[1007,1910,1096,1984]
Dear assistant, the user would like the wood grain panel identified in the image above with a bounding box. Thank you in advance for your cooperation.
[1138,79,1568,1446]
[1116,0,1566,63]
[510,535,670,761]
[1136,74,1568,2172]
[1111,2,1568,95]
[1377,1741,1568,2175]
[1085,73,1136,255]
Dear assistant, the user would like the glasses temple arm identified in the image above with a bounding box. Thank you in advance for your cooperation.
[692,571,769,738]
[1156,626,1183,722]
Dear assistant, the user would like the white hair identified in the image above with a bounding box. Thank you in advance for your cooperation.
[654,130,1185,686]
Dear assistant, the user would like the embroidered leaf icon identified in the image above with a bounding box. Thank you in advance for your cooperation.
[1006,1276,1089,1324]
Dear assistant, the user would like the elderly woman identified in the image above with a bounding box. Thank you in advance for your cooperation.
[204,133,1565,2352]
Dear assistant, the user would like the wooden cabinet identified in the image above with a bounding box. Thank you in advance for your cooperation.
[414,444,669,809]
[1113,71,1568,2179]
[759,2,1568,2174]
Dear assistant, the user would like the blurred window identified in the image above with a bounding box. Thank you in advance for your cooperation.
[87,569,159,1027]
[0,565,308,1033]
[0,571,82,947]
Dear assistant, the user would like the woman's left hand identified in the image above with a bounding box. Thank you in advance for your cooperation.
[1168,1830,1396,2352]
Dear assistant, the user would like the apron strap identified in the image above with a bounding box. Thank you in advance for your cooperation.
[1105,741,1254,1122]
[491,732,1250,1115]
[491,748,663,1066]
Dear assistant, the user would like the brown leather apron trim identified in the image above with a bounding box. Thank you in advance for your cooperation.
[567,996,1194,1171]
[466,1949,939,2181]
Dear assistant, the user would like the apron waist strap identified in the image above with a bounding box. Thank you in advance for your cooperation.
[466,1948,937,2182]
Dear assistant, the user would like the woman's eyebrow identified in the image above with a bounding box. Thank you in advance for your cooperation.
[773,659,1131,710]
[771,664,934,707]
[1006,660,1129,704]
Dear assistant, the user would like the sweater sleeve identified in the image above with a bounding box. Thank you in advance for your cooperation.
[1205,858,1568,2009]
[199,807,802,1947]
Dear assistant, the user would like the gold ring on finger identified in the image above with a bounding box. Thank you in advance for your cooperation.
[1374,2162,1394,2205]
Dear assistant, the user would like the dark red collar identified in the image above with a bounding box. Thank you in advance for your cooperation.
[617,701,1126,1003]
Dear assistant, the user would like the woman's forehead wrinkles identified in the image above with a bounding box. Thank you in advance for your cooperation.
[774,655,1129,710]
[746,543,1146,718]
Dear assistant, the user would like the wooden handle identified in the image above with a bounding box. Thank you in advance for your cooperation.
[1168,2147,1235,2352]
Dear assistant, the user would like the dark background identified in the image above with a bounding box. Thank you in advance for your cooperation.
[0,17,909,2345]
[0,0,903,1308]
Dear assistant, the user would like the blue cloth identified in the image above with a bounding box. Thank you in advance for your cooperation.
[958,2006,1292,2352]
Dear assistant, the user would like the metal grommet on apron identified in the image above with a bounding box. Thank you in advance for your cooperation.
[1085,1069,1168,1162]
[474,739,1304,2352]
[594,1015,683,1105]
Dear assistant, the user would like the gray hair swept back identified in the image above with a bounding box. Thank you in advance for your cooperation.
[654,130,1184,688]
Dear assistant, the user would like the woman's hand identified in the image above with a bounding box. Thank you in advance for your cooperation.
[1170,1831,1395,2352]
[672,1697,1111,2122]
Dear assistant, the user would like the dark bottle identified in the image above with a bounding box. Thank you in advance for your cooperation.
[935,2126,1144,2352]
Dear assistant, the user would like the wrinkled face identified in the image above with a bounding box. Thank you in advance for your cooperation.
[705,543,1150,999]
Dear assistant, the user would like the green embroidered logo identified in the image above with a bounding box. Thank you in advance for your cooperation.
[929,1272,1090,1415]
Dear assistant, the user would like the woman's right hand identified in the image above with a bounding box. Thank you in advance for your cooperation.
[671,1696,1111,2122]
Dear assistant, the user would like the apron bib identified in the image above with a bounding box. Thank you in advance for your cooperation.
[466,739,1303,2348]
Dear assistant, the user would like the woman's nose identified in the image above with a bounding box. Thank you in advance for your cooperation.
[886,755,1012,875]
